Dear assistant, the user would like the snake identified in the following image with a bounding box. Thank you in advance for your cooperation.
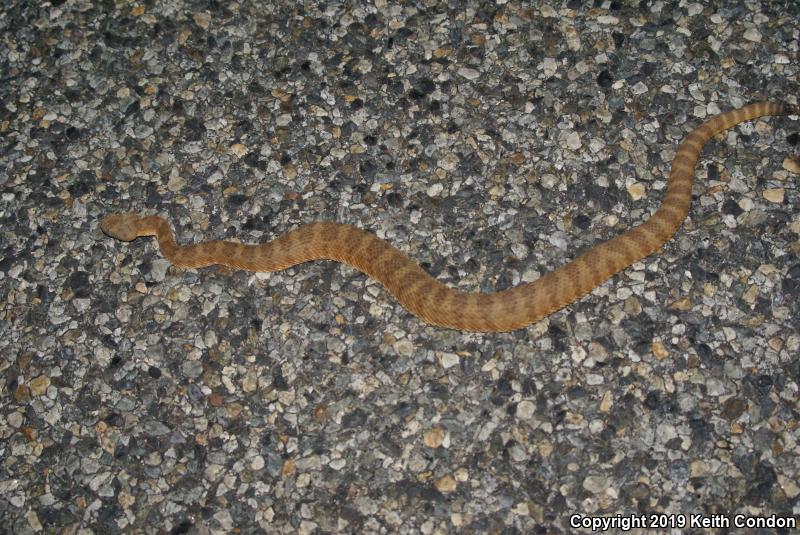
[101,101,797,332]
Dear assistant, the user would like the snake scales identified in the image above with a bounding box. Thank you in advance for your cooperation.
[102,101,797,331]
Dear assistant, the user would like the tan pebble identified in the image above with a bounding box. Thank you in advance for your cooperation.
[741,284,759,305]
[778,475,800,498]
[527,500,544,523]
[131,5,145,16]
[707,184,725,196]
[762,188,784,203]
[423,426,446,448]
[453,468,469,482]
[668,297,692,311]
[281,458,295,476]
[283,163,297,179]
[226,402,242,419]
[767,336,783,352]
[730,421,743,434]
[470,32,486,47]
[313,403,327,422]
[508,152,526,165]
[599,390,614,413]
[434,474,457,493]
[393,339,415,357]
[703,283,716,297]
[783,156,800,174]
[689,460,708,477]
[602,214,619,227]
[433,46,453,57]
[623,296,642,315]
[742,315,765,328]
[565,411,584,425]
[118,490,136,508]
[193,12,211,29]
[382,332,396,345]
[178,28,191,45]
[439,153,459,171]
[538,441,554,458]
[29,375,51,396]
[17,352,33,369]
[627,182,646,201]
[587,342,608,363]
[651,341,669,360]
[166,174,186,192]
[271,88,290,101]
[14,384,31,403]
[230,143,248,157]
[242,371,257,393]
[25,512,42,531]
[540,5,558,17]
[757,264,779,276]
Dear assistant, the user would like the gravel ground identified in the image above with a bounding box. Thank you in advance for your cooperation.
[2,1,799,534]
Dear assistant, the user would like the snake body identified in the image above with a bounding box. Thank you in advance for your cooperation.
[101,102,797,331]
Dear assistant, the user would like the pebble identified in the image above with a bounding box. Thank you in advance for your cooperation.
[631,81,648,95]
[457,67,480,80]
[743,28,762,42]
[627,182,646,201]
[783,157,800,174]
[564,131,582,150]
[423,426,446,448]
[439,352,459,369]
[516,400,536,420]
[193,12,211,29]
[762,188,784,203]
[29,375,51,396]
[583,475,611,493]
[434,474,457,493]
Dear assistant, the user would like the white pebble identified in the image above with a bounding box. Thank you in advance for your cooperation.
[457,67,480,80]
[743,28,762,42]
[564,131,582,150]
[516,400,536,420]
[440,352,460,369]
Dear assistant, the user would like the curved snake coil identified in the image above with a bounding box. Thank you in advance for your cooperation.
[102,101,797,331]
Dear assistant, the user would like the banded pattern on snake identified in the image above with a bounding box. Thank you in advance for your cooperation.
[101,101,797,331]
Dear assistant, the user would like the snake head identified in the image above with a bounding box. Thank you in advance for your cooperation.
[100,213,140,242]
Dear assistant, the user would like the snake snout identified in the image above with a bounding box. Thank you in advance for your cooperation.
[100,213,139,241]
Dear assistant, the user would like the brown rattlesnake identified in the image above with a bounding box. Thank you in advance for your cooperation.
[101,101,797,331]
